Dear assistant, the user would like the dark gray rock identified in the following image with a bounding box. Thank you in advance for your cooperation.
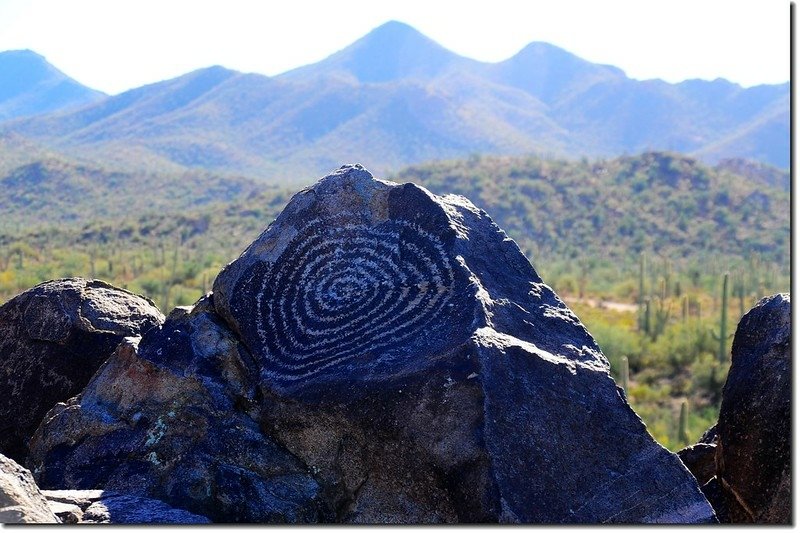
[28,166,715,523]
[81,493,210,524]
[0,453,59,523]
[0,278,163,463]
[213,165,715,523]
[714,293,790,523]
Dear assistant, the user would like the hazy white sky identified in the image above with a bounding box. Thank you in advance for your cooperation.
[0,0,790,94]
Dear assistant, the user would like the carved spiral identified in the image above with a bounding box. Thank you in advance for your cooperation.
[251,217,468,384]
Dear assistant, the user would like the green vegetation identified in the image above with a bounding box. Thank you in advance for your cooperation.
[0,151,789,452]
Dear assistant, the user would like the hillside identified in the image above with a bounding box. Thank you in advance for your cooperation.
[0,153,264,229]
[0,22,788,180]
[0,152,788,303]
[0,50,105,120]
[395,152,790,270]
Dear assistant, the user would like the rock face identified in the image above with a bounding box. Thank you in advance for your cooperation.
[0,278,163,463]
[0,453,59,524]
[714,293,790,523]
[28,165,715,523]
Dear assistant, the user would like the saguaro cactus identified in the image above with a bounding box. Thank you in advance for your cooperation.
[678,400,690,445]
[712,273,730,362]
[638,252,647,331]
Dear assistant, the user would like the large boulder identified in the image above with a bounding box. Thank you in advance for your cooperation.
[0,278,163,463]
[714,293,790,523]
[28,165,715,523]
[0,453,59,523]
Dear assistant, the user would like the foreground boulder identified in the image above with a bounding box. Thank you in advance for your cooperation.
[0,453,58,523]
[0,278,163,463]
[28,165,715,523]
[713,294,790,523]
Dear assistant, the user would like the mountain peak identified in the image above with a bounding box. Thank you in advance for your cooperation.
[280,20,473,84]
[0,49,57,83]
[490,41,625,103]
[0,49,104,120]
[1,48,46,61]
[366,19,421,37]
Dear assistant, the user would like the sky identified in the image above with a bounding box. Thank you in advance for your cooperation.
[0,0,790,95]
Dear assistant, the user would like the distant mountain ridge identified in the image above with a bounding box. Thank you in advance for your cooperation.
[0,50,105,120]
[0,21,789,180]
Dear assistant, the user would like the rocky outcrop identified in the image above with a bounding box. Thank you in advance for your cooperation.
[27,165,715,523]
[0,278,163,463]
[713,294,790,523]
[0,453,59,524]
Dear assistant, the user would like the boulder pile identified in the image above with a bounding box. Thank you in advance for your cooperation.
[8,165,790,523]
[19,165,714,523]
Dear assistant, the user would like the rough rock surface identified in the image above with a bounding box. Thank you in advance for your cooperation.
[0,453,59,523]
[714,293,790,523]
[0,278,163,463]
[28,165,715,523]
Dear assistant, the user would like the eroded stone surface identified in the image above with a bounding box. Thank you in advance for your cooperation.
[0,278,163,462]
[28,166,715,523]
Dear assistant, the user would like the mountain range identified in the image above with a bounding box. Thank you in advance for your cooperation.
[0,21,789,181]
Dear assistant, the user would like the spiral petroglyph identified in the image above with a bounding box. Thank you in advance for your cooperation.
[245,216,472,385]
